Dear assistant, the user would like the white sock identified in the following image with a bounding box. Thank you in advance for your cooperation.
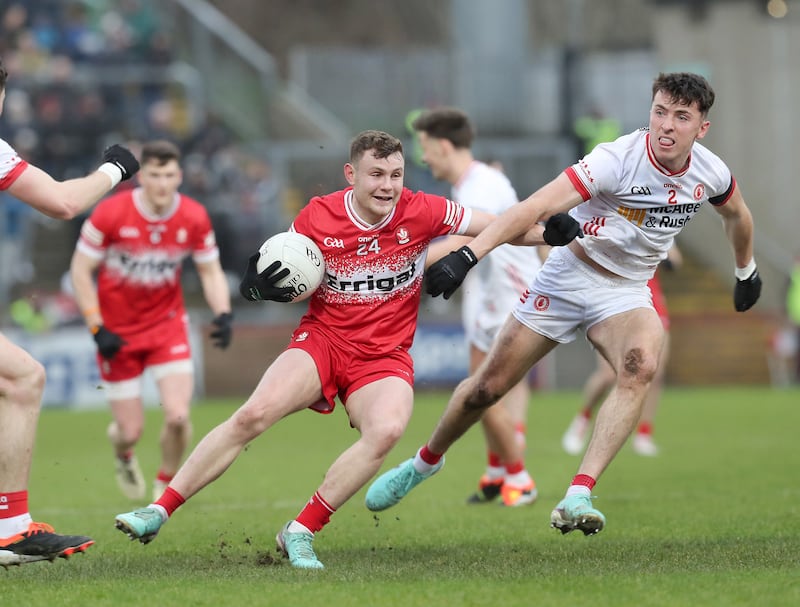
[0,513,33,537]
[412,449,439,474]
[287,520,312,535]
[148,504,169,523]
[505,470,532,487]
[565,485,591,498]
[485,465,505,481]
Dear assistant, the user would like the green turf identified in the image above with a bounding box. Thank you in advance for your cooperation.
[2,386,799,606]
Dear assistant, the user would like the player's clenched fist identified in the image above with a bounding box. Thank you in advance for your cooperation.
[425,245,478,300]
[733,266,762,312]
[101,144,140,182]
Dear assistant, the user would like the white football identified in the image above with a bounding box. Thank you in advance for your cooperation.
[256,231,325,302]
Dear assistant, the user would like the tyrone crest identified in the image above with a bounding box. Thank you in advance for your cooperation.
[396,226,410,245]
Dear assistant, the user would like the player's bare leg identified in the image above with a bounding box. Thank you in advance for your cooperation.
[562,353,614,455]
[0,336,44,492]
[365,317,556,512]
[633,333,670,456]
[108,395,146,500]
[153,371,193,498]
[115,349,325,544]
[551,308,663,535]
[429,317,557,455]
[0,334,94,566]
[276,377,414,569]
[502,375,530,447]
[471,368,536,506]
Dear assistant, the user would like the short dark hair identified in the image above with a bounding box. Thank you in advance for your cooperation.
[412,107,474,149]
[652,72,715,116]
[140,140,181,165]
[349,130,403,163]
[0,56,7,91]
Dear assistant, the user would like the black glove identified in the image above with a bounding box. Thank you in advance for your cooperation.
[239,254,295,302]
[102,144,140,182]
[543,213,583,246]
[210,312,233,349]
[733,267,762,312]
[93,325,126,360]
[425,245,478,300]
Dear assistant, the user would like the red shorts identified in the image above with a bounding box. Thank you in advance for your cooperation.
[286,321,414,414]
[98,313,192,382]
[647,274,670,330]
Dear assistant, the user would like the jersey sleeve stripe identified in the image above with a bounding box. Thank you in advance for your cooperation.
[76,239,105,260]
[192,247,220,264]
[564,167,592,201]
[80,220,105,247]
[0,160,29,190]
[708,176,736,206]
[444,198,458,226]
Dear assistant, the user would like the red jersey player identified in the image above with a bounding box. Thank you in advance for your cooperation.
[114,130,581,569]
[0,55,140,568]
[70,140,233,503]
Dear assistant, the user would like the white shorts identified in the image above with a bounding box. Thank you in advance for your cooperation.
[511,246,653,344]
[462,270,526,353]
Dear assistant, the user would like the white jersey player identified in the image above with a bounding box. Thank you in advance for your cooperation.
[368,72,761,538]
[412,108,544,507]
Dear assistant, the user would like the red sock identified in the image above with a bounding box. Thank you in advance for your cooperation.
[0,491,28,519]
[419,444,443,465]
[296,491,336,534]
[154,486,185,517]
[637,422,653,436]
[155,470,174,483]
[571,473,596,490]
[487,452,502,467]
[580,408,592,420]
[505,460,524,475]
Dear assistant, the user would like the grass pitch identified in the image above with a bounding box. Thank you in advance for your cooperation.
[2,386,799,606]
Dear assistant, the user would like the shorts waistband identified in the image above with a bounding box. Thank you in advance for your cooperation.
[557,246,640,289]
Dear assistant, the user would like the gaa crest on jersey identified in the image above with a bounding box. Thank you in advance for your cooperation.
[295,331,309,342]
[148,224,166,244]
[533,295,550,311]
[693,184,705,201]
[396,226,410,245]
[176,228,188,244]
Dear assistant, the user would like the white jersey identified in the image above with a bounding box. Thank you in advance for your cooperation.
[454,161,542,350]
[0,137,29,190]
[566,129,735,280]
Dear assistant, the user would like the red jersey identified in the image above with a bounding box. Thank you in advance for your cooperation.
[77,188,219,336]
[291,187,471,357]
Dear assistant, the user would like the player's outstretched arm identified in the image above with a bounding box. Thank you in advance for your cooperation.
[7,144,139,220]
[69,248,126,359]
[713,185,761,311]
[196,258,234,349]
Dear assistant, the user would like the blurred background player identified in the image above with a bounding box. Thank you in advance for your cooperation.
[70,140,233,502]
[562,244,683,457]
[0,55,139,567]
[413,107,545,506]
[113,130,580,570]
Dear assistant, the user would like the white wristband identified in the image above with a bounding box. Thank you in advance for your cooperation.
[97,162,123,188]
[735,258,756,280]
